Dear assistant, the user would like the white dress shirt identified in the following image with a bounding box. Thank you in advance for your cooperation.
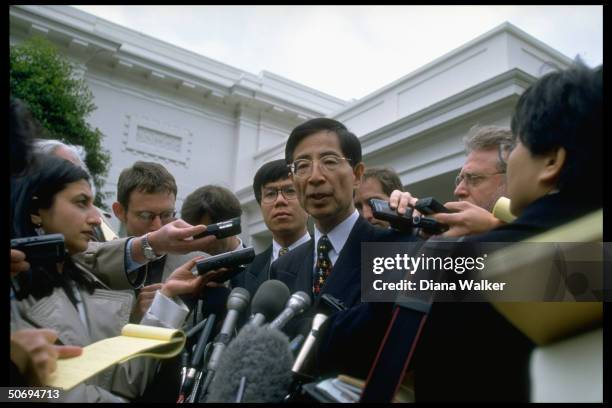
[312,209,360,272]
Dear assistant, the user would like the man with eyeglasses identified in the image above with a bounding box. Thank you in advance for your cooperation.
[391,125,513,237]
[111,161,208,322]
[235,159,310,296]
[388,63,603,402]
[269,118,417,380]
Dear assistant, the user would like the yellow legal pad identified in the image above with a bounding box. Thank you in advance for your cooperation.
[45,324,185,390]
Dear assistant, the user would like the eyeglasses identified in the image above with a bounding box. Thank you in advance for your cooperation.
[289,155,352,178]
[454,171,505,188]
[262,186,298,204]
[134,210,176,223]
[498,141,516,166]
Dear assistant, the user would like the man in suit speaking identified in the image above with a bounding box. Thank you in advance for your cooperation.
[270,118,418,378]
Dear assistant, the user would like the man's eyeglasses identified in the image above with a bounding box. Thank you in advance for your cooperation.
[454,171,504,188]
[134,210,176,223]
[262,186,298,204]
[288,155,352,178]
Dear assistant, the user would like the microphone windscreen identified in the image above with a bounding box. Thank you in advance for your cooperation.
[251,279,290,321]
[206,325,294,403]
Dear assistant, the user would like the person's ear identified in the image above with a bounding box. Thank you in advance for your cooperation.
[353,162,365,188]
[112,202,127,224]
[539,146,566,186]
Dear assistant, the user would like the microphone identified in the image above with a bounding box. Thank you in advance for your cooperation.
[186,315,212,338]
[248,280,290,327]
[268,291,311,330]
[205,324,294,402]
[292,313,328,376]
[207,287,251,372]
[178,314,216,403]
[492,196,517,222]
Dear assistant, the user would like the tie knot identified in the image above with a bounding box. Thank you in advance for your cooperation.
[278,247,289,257]
[317,235,332,255]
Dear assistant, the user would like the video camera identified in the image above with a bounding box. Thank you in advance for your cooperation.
[11,234,67,299]
[11,233,67,264]
[368,198,449,235]
[194,217,242,240]
[194,247,255,283]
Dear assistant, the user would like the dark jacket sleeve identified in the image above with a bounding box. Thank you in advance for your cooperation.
[313,301,394,380]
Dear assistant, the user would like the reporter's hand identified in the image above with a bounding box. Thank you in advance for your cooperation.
[131,283,163,322]
[203,267,232,288]
[11,249,30,277]
[430,201,504,237]
[160,256,206,298]
[389,190,419,215]
[148,219,216,255]
[10,329,82,386]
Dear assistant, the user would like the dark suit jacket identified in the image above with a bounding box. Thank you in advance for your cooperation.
[235,246,273,297]
[414,192,601,402]
[270,215,419,378]
[466,190,599,243]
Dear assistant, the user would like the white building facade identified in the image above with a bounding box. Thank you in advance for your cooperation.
[10,5,574,251]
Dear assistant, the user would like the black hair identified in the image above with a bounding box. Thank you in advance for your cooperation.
[284,118,362,166]
[510,59,602,206]
[252,159,292,205]
[9,97,43,176]
[181,185,242,225]
[11,154,96,301]
[11,154,90,238]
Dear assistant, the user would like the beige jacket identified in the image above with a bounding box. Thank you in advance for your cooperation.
[73,238,207,289]
[10,265,157,402]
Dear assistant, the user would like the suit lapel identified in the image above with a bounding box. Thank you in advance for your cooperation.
[254,246,273,284]
[273,239,314,294]
[320,217,371,306]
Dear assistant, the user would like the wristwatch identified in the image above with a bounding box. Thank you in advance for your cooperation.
[141,233,161,261]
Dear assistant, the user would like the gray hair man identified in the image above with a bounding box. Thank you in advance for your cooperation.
[390,125,513,237]
[453,125,513,212]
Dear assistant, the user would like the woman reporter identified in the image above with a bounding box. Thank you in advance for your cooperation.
[10,154,205,402]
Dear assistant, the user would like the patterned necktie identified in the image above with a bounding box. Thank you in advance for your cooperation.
[314,235,333,296]
[278,247,289,257]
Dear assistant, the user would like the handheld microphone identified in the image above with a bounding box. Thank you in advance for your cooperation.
[207,287,251,372]
[206,325,294,402]
[178,314,216,403]
[186,316,211,338]
[268,291,311,330]
[292,313,328,376]
[248,280,290,327]
[492,196,516,223]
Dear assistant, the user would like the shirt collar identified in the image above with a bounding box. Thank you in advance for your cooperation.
[272,231,311,262]
[313,209,359,255]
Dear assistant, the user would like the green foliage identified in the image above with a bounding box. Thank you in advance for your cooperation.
[10,36,111,208]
